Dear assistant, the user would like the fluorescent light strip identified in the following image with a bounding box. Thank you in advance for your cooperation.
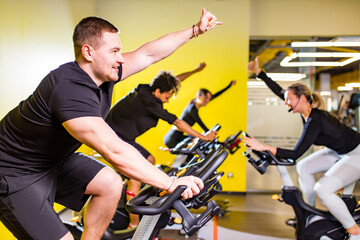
[320,91,331,96]
[247,81,265,86]
[346,83,360,88]
[280,52,360,67]
[292,41,360,47]
[256,73,306,81]
[337,86,353,91]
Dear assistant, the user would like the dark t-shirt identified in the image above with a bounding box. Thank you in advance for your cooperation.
[0,62,122,177]
[179,101,209,132]
[106,84,177,142]
[256,71,360,160]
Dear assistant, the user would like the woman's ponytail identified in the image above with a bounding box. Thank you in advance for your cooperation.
[311,92,325,110]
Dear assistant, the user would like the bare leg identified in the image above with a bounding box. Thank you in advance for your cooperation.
[61,232,75,240]
[347,224,360,235]
[127,155,155,227]
[81,167,122,240]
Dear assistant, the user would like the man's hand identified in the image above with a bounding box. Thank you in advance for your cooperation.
[168,176,204,199]
[201,130,217,142]
[247,56,262,75]
[195,62,207,72]
[196,7,223,35]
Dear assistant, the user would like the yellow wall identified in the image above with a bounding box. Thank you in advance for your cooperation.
[97,0,249,192]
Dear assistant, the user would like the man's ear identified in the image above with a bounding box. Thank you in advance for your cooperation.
[82,44,93,62]
[153,88,161,98]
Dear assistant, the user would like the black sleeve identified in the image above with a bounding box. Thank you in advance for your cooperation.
[276,117,321,160]
[147,103,178,124]
[211,81,233,100]
[257,71,285,100]
[49,82,102,123]
[189,107,209,132]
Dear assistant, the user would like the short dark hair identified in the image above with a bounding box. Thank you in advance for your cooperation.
[73,16,119,59]
[149,71,181,94]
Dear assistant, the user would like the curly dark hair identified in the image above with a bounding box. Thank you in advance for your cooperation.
[149,71,181,94]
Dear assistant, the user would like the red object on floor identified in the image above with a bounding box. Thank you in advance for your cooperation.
[213,215,218,240]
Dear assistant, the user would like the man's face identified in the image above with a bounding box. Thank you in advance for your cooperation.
[155,90,174,103]
[92,32,124,83]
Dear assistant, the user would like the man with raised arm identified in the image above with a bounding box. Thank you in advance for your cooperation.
[0,8,222,240]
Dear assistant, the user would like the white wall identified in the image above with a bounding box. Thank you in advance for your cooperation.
[0,0,96,118]
[250,0,360,37]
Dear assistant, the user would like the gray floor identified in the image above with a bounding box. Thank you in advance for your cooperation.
[158,192,295,240]
[61,192,296,240]
[61,187,360,240]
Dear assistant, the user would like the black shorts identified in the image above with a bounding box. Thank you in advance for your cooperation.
[128,141,151,159]
[0,152,106,240]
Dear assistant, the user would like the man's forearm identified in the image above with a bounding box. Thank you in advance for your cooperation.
[138,27,195,66]
[176,69,197,82]
[173,119,203,138]
[107,141,172,190]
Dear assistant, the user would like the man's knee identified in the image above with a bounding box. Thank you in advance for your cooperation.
[147,155,155,165]
[86,167,123,200]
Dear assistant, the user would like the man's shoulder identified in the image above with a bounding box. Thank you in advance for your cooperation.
[137,84,159,103]
[52,62,78,73]
[50,62,97,89]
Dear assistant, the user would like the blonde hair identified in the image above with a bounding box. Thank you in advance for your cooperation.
[287,83,325,110]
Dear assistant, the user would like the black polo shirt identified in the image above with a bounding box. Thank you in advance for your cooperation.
[0,62,122,177]
[106,84,177,142]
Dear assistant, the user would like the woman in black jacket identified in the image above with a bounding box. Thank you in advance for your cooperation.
[245,57,360,239]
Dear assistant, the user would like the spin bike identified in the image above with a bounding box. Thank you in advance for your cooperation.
[243,133,360,240]
[125,144,230,240]
[64,128,231,240]
[161,123,242,169]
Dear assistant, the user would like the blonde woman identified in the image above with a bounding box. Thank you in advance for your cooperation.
[246,57,360,239]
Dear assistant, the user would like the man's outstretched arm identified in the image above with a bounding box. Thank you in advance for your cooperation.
[121,8,222,80]
[176,62,206,82]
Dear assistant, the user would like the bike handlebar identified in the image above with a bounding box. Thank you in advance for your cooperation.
[243,132,295,174]
[126,184,187,215]
[126,149,228,236]
[163,124,222,157]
